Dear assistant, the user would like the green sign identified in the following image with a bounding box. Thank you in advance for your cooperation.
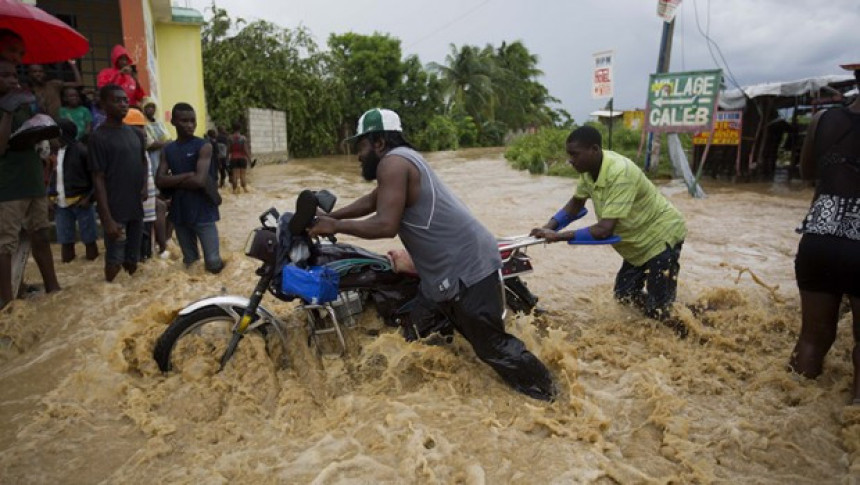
[645,69,722,133]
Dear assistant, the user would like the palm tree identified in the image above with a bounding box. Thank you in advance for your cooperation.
[429,44,498,123]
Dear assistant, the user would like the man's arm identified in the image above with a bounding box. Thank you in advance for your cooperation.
[310,156,409,239]
[328,189,378,220]
[140,135,149,200]
[554,218,617,241]
[243,135,252,160]
[92,171,120,240]
[61,60,83,87]
[544,196,587,230]
[174,142,212,190]
[155,147,192,190]
[799,110,824,181]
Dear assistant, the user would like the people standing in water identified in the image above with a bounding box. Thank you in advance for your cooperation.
[215,127,230,188]
[156,103,224,274]
[530,125,688,336]
[88,84,148,282]
[142,98,170,179]
[789,63,860,404]
[49,119,99,263]
[228,122,251,193]
[309,108,556,401]
[0,50,61,308]
[122,108,158,261]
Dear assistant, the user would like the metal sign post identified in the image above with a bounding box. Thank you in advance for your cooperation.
[592,50,614,149]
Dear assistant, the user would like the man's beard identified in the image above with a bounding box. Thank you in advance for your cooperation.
[360,151,381,181]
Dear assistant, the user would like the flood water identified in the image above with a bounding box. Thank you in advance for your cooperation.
[1,148,858,483]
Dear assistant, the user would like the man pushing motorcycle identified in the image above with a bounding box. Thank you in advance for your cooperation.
[309,108,556,401]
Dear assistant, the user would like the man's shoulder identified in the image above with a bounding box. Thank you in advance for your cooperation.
[603,150,641,180]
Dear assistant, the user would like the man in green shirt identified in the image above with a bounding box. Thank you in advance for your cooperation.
[0,56,61,308]
[531,126,687,334]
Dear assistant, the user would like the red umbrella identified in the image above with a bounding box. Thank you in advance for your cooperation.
[0,0,89,64]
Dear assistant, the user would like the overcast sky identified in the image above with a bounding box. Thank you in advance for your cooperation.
[184,0,858,123]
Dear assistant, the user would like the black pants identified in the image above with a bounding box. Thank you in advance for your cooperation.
[410,272,556,401]
[614,242,683,320]
[795,233,860,296]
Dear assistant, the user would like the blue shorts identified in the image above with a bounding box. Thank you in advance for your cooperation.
[54,204,98,245]
[104,219,143,266]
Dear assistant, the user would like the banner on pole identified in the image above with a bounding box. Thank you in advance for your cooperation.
[656,0,683,22]
[645,69,722,133]
[592,50,614,99]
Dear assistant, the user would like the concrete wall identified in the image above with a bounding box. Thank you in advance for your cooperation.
[247,108,288,162]
[154,22,207,137]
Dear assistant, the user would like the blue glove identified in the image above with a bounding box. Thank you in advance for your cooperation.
[567,227,621,245]
[551,207,588,230]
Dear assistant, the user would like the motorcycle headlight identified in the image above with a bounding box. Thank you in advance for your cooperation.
[244,228,278,265]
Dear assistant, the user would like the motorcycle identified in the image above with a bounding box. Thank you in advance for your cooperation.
[152,189,578,373]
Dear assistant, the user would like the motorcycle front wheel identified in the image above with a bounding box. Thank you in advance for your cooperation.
[153,305,272,372]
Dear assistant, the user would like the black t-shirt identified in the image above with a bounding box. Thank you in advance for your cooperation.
[52,141,92,198]
[88,124,146,222]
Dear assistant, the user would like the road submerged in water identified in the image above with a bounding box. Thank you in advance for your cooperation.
[1,148,857,483]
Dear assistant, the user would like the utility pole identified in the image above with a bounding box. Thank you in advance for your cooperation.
[644,19,675,173]
[607,97,614,150]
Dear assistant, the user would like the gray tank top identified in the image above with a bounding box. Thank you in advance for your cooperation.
[390,146,501,302]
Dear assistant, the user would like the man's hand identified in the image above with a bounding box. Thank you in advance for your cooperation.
[530,228,565,243]
[104,219,122,241]
[308,216,338,238]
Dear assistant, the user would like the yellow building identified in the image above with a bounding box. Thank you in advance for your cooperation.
[31,0,207,137]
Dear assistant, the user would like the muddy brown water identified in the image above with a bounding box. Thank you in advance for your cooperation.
[1,148,858,483]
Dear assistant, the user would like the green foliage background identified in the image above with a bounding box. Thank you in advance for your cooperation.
[201,3,571,158]
[505,122,688,180]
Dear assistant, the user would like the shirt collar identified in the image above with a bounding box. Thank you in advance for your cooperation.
[594,150,611,188]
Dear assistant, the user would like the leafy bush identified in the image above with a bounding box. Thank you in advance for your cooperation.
[504,127,570,174]
[506,123,690,180]
[478,120,508,147]
[417,115,459,151]
[455,115,478,147]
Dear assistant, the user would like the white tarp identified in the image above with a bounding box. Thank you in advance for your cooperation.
[719,75,853,110]
[589,110,623,118]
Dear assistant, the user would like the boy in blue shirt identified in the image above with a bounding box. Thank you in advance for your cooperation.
[155,103,223,273]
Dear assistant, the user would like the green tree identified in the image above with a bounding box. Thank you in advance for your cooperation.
[492,41,554,131]
[395,55,445,144]
[201,4,343,157]
[429,44,498,129]
[327,33,404,139]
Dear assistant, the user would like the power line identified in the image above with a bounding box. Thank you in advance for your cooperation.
[692,0,743,91]
[679,0,686,71]
[405,0,493,49]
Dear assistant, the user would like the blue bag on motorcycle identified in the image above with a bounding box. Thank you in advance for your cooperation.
[280,264,340,304]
